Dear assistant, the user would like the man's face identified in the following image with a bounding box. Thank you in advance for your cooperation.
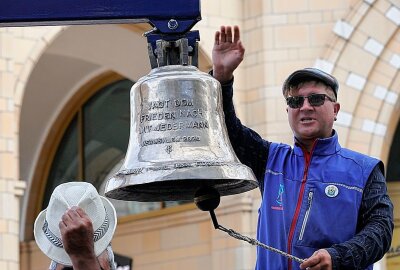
[286,81,340,144]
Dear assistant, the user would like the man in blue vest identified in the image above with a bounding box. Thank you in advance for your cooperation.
[212,25,393,270]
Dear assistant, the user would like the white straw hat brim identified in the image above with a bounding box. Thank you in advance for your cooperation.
[34,196,117,266]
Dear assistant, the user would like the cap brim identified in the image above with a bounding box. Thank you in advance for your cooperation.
[283,69,338,96]
[34,196,117,266]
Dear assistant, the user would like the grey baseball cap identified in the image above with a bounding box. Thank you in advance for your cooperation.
[282,68,339,98]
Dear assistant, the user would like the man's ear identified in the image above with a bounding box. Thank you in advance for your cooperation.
[334,102,340,117]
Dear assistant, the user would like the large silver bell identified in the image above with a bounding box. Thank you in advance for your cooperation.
[105,65,258,201]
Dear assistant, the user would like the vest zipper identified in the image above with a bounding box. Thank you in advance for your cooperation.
[287,141,317,270]
[299,190,314,241]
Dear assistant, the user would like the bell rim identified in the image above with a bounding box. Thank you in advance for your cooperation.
[105,164,258,201]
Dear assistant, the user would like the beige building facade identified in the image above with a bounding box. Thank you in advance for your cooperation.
[0,0,399,269]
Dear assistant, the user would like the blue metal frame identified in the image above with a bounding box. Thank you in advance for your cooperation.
[0,0,201,34]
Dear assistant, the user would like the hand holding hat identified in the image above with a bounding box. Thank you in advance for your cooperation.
[34,182,117,266]
[59,206,98,265]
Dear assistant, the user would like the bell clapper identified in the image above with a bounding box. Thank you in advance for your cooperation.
[194,186,221,229]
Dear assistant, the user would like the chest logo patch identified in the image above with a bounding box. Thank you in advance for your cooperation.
[325,185,339,198]
[271,184,284,211]
[276,184,284,206]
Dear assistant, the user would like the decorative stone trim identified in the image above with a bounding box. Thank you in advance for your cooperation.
[363,0,375,5]
[386,6,400,25]
[373,85,388,100]
[13,180,26,197]
[374,85,399,105]
[313,59,334,74]
[362,119,387,136]
[336,111,353,127]
[362,119,376,133]
[6,139,14,152]
[375,123,387,136]
[386,92,398,105]
[373,85,399,104]
[364,38,384,56]
[333,20,354,40]
[346,72,366,91]
[389,54,400,69]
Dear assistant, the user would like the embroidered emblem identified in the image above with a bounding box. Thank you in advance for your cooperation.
[276,184,284,206]
[271,184,284,211]
[325,185,339,198]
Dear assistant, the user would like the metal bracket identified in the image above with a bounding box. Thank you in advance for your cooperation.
[146,30,200,68]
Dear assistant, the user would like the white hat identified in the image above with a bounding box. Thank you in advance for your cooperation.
[34,182,117,266]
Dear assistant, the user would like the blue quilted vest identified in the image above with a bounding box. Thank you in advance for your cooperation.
[255,132,379,270]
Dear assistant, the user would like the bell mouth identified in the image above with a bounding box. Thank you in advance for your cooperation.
[105,163,258,201]
[105,178,258,201]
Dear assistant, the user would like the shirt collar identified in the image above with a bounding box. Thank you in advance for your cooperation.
[294,130,341,156]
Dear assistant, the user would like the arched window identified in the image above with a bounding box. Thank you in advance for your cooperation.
[42,78,183,216]
[387,118,400,182]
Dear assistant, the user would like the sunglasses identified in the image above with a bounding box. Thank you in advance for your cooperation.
[286,93,334,109]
